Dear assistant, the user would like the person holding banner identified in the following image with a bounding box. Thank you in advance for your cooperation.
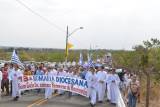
[72,68,81,96]
[66,67,73,77]
[52,67,58,76]
[66,67,74,97]
[35,66,44,93]
[88,67,97,107]
[23,66,32,94]
[11,64,23,101]
[45,67,54,99]
[85,67,92,97]
[80,67,88,80]
[23,66,32,76]
[57,67,66,95]
[52,67,58,94]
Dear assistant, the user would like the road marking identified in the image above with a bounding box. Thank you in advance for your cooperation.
[27,98,44,107]
[53,93,59,96]
[36,93,59,106]
[27,93,59,107]
[36,99,47,106]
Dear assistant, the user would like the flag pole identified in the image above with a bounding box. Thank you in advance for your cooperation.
[65,26,83,65]
[65,26,69,65]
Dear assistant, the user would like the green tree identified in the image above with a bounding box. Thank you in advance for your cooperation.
[133,38,160,107]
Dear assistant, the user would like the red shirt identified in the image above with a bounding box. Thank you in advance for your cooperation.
[2,70,8,80]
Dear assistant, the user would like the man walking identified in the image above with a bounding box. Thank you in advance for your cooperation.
[2,63,9,96]
[126,75,140,107]
[11,64,23,101]
[96,66,106,103]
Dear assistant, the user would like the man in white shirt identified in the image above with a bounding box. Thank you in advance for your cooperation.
[45,67,55,99]
[107,69,120,105]
[57,67,66,95]
[88,67,97,107]
[96,66,106,103]
[85,68,92,97]
[11,64,23,101]
[106,69,112,101]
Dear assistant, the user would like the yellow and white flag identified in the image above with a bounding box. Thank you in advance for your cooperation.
[67,42,74,49]
[65,42,74,57]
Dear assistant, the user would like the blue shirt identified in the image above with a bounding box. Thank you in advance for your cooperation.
[35,70,44,75]
[80,70,87,80]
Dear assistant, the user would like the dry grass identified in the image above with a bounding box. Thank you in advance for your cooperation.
[137,77,160,107]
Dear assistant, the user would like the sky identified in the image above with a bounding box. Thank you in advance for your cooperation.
[0,0,160,50]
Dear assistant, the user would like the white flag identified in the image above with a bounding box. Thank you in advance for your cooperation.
[11,49,24,69]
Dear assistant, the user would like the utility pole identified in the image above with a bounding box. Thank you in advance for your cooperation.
[65,26,69,65]
[64,26,83,65]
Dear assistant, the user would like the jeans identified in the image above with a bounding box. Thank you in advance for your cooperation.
[128,91,137,107]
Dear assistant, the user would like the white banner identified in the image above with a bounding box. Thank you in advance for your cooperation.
[18,75,88,97]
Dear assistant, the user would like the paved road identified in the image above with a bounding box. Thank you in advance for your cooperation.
[0,92,116,107]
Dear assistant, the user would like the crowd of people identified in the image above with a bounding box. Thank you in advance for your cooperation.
[0,62,140,107]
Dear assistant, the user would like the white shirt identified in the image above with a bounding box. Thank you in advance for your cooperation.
[58,70,67,76]
[85,71,92,80]
[8,68,14,81]
[88,73,97,89]
[124,74,130,82]
[51,69,58,76]
[96,70,106,83]
[107,74,120,85]
[11,69,23,81]
[106,73,111,83]
[66,72,73,77]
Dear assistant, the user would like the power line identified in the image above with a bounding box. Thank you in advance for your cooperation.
[14,0,89,48]
[15,0,66,33]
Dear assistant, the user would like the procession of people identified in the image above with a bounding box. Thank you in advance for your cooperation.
[0,60,140,107]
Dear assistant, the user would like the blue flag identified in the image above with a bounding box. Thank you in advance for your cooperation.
[87,53,94,67]
[79,52,83,66]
